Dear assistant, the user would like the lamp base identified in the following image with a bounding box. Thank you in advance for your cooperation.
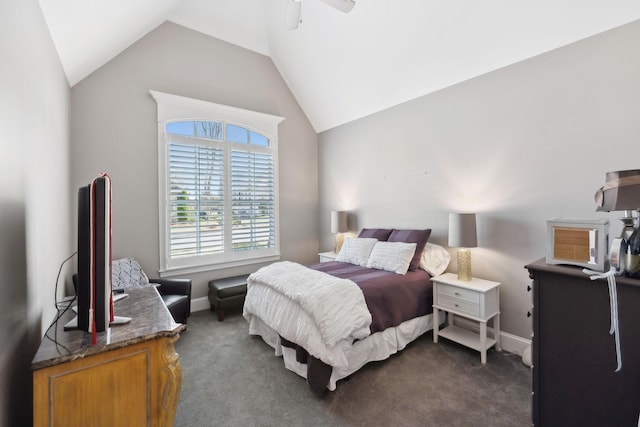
[457,248,472,281]
[335,234,345,254]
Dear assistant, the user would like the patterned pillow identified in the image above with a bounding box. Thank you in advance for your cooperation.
[111,257,149,289]
[335,238,378,267]
[366,241,417,275]
[388,229,432,271]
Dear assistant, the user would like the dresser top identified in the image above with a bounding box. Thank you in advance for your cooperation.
[526,257,640,288]
[31,285,185,370]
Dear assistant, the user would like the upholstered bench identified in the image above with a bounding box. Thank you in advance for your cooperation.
[208,275,249,321]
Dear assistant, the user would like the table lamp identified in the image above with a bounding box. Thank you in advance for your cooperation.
[595,169,640,276]
[331,211,348,253]
[448,213,478,281]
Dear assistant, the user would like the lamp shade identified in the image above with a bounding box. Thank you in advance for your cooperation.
[595,169,640,212]
[448,213,477,248]
[331,211,348,233]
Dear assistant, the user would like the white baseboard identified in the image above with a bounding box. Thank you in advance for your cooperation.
[453,317,531,358]
[191,296,211,313]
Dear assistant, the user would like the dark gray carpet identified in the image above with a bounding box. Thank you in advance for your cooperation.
[175,310,531,427]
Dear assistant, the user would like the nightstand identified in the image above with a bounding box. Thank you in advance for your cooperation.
[432,272,501,364]
[318,251,338,262]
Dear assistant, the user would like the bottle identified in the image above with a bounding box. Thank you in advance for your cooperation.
[624,225,640,278]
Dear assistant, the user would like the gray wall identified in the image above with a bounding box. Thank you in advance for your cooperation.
[319,20,640,341]
[0,0,71,424]
[71,22,318,300]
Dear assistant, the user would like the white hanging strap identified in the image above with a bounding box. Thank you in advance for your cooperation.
[582,268,622,372]
[584,268,640,427]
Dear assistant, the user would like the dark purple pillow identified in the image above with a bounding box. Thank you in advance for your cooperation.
[388,229,432,271]
[358,228,393,241]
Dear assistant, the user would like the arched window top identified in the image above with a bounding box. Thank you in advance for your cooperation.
[166,120,270,147]
[166,121,222,140]
[150,90,284,141]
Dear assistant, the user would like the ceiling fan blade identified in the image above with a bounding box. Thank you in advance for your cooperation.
[285,0,302,30]
[319,0,355,13]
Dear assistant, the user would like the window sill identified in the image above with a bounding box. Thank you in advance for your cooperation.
[158,254,281,278]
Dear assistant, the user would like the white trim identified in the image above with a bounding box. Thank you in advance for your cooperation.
[191,296,211,312]
[149,90,284,136]
[150,90,285,273]
[159,254,280,278]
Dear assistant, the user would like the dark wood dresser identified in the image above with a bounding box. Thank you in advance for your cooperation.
[526,259,640,426]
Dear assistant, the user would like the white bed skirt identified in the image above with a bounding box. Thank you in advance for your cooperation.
[247,311,445,391]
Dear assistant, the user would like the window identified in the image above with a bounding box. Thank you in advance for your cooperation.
[151,91,284,276]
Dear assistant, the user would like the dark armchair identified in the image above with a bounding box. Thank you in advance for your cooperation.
[108,257,192,324]
[150,277,192,324]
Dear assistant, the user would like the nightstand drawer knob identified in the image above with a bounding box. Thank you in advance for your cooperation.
[455,292,462,296]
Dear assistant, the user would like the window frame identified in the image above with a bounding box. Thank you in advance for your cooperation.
[150,91,284,277]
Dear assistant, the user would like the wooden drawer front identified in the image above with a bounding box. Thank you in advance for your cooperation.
[438,294,480,317]
[438,284,480,304]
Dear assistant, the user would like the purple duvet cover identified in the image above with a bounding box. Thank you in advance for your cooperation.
[307,261,433,334]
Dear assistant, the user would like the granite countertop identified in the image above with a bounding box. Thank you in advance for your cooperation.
[32,285,186,370]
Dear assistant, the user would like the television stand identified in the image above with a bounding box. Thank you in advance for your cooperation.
[32,286,184,427]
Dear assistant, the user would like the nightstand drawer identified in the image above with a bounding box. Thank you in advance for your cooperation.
[437,295,480,317]
[437,284,480,304]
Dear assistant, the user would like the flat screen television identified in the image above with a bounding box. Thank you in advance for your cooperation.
[76,174,113,342]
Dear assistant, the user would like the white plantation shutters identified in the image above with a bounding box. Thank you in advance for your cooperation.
[151,90,283,275]
[169,142,225,258]
[163,125,278,270]
[231,150,275,250]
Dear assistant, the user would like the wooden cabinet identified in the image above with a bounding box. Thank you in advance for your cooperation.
[526,259,640,426]
[32,286,185,427]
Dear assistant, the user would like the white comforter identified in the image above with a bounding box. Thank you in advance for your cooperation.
[243,261,372,368]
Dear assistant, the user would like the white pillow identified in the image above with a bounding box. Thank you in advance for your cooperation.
[419,242,451,276]
[336,237,378,267]
[366,241,417,275]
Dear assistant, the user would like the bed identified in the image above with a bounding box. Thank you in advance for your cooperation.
[243,228,451,394]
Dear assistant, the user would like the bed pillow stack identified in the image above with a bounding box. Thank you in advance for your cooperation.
[335,228,434,275]
[365,241,417,274]
[419,242,451,276]
[387,229,432,271]
[357,228,393,241]
[335,237,378,267]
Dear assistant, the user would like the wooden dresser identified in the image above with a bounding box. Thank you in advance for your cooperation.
[32,286,186,427]
[526,259,640,426]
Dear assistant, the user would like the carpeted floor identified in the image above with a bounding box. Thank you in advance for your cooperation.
[175,309,531,427]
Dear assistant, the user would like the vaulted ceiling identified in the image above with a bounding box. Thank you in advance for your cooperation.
[39,0,640,132]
